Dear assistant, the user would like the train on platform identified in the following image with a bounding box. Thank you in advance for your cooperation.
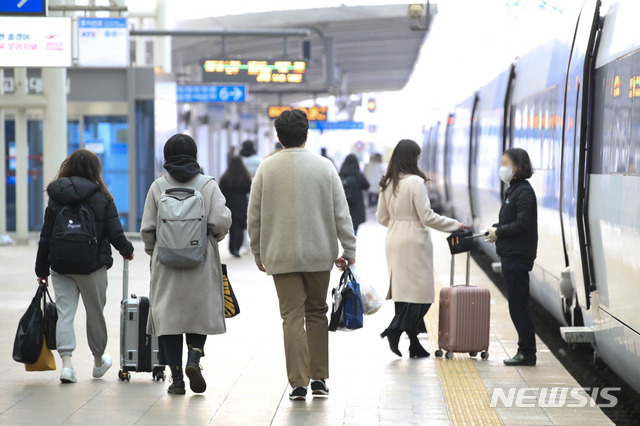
[421,0,640,393]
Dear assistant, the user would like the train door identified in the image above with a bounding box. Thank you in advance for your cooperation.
[561,0,601,310]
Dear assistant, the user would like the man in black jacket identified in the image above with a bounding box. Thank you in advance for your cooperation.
[485,148,538,367]
[35,150,134,383]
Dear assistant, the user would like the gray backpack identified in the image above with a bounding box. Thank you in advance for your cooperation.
[155,175,213,268]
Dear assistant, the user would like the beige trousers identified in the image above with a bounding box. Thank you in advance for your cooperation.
[273,271,331,388]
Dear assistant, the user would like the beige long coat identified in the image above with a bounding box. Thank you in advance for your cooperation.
[140,175,232,336]
[376,175,460,304]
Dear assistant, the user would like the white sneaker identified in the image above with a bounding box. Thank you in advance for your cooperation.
[92,355,112,378]
[60,368,77,383]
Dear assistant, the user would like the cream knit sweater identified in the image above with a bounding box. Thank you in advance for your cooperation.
[247,148,357,275]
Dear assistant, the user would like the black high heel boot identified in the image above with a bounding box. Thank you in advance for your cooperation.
[408,332,430,358]
[168,366,186,395]
[185,345,207,393]
[380,329,403,357]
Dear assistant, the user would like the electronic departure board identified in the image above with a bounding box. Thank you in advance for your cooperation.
[202,59,307,84]
[268,106,328,121]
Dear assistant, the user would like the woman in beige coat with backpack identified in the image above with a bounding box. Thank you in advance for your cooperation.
[376,139,464,358]
[141,134,231,395]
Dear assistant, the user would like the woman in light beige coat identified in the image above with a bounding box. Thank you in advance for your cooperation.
[376,139,463,358]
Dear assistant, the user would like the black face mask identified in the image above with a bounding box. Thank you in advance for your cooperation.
[163,154,202,183]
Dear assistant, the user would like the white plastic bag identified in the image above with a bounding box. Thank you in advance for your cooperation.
[359,279,383,315]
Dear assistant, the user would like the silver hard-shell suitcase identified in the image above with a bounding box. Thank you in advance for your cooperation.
[118,259,165,381]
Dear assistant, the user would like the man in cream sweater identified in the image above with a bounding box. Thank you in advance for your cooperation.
[248,109,357,401]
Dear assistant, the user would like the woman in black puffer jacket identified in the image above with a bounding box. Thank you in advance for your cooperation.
[35,149,134,384]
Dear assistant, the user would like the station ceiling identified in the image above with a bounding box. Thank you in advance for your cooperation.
[171,4,434,103]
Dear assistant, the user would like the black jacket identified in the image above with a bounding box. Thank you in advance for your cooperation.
[495,179,538,263]
[35,177,134,277]
[219,179,251,222]
[339,166,371,227]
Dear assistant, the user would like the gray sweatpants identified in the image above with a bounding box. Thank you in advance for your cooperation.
[51,267,108,357]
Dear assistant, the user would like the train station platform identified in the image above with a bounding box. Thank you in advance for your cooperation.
[0,218,614,425]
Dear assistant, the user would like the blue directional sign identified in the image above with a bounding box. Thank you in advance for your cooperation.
[310,121,364,130]
[0,0,47,16]
[176,85,246,103]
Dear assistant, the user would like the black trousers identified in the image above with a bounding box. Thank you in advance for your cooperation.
[158,333,207,367]
[501,256,536,355]
[228,216,246,254]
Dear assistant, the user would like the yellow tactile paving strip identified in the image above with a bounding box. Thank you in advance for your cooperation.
[425,280,503,426]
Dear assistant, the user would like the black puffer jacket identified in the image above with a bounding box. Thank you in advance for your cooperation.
[35,177,134,277]
[494,179,538,263]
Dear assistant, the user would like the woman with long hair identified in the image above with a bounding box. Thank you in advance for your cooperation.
[376,139,464,358]
[35,149,134,383]
[219,156,252,257]
[339,154,370,235]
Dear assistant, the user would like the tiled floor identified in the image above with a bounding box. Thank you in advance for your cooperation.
[0,217,613,425]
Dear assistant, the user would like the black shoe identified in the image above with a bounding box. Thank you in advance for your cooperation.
[185,345,207,393]
[289,386,307,401]
[380,329,403,357]
[503,353,536,366]
[311,379,329,397]
[168,366,186,395]
[408,333,430,358]
[231,251,241,258]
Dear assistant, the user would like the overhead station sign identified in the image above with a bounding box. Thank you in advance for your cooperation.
[268,106,328,121]
[78,18,129,67]
[0,17,71,67]
[310,121,364,131]
[0,0,47,16]
[202,59,307,84]
[177,84,246,103]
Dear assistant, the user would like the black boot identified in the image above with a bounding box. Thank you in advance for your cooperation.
[408,332,430,358]
[168,366,186,395]
[185,345,207,393]
[380,329,402,357]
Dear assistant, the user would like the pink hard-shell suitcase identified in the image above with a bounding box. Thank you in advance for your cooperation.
[435,248,491,360]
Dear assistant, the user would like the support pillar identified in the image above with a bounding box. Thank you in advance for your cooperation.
[14,68,29,244]
[42,68,68,193]
[127,67,137,232]
[153,0,171,73]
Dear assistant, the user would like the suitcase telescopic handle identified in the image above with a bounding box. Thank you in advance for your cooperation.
[450,251,472,287]
[122,259,129,301]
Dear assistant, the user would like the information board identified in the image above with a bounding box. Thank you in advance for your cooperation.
[268,106,328,121]
[0,17,71,67]
[309,121,364,131]
[0,0,47,16]
[202,59,307,84]
[177,85,246,103]
[78,18,128,67]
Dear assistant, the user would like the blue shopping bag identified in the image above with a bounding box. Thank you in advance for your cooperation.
[329,268,364,331]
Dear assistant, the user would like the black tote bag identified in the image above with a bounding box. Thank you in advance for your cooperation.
[43,286,57,350]
[13,285,45,364]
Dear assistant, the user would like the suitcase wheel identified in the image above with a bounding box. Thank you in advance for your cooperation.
[469,352,478,357]
[445,351,454,360]
[435,350,443,358]
[480,351,489,360]
[153,370,166,382]
[119,370,131,381]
